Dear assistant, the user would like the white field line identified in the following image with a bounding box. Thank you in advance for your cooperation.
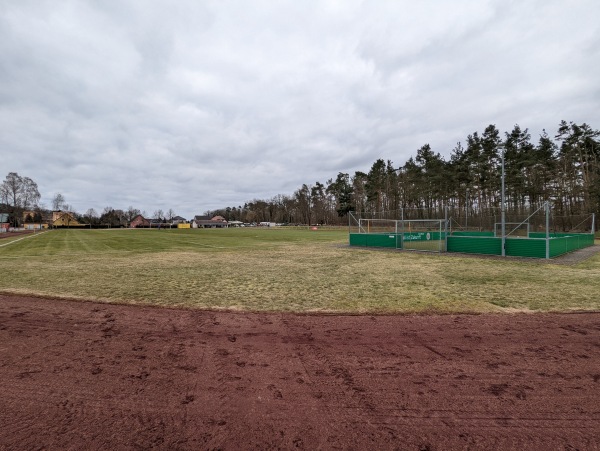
[0,231,49,248]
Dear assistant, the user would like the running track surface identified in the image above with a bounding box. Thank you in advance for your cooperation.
[1,295,599,450]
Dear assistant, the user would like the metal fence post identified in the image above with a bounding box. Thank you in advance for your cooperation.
[401,207,404,249]
[444,205,448,252]
[545,202,550,259]
[501,150,506,257]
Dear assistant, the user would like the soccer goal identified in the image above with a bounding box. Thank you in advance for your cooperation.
[351,217,446,252]
[401,219,445,252]
[494,222,530,238]
[358,218,399,234]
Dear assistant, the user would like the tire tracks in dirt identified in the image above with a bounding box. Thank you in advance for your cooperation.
[1,295,599,450]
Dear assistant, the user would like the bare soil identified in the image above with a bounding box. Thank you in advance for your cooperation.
[551,244,600,265]
[1,295,599,450]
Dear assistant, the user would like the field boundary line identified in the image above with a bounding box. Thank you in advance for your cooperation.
[0,231,49,248]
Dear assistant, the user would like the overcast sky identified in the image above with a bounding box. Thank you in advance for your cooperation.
[1,1,599,218]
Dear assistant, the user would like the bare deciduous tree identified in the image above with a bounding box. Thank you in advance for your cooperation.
[126,206,141,222]
[2,172,23,209]
[1,172,42,226]
[21,177,40,209]
[85,208,97,228]
[52,193,65,211]
[166,208,176,222]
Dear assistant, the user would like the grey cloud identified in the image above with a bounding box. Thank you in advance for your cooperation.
[1,0,599,217]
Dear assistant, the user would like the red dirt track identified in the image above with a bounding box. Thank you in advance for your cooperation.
[0,231,35,240]
[1,295,599,450]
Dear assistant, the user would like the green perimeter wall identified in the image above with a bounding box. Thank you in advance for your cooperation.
[351,232,594,258]
[447,233,594,258]
[447,236,501,255]
[402,231,445,241]
[349,232,444,249]
[349,233,398,248]
[506,238,546,258]
[447,236,549,258]
[548,234,595,257]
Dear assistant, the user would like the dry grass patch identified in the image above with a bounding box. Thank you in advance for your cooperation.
[1,229,599,313]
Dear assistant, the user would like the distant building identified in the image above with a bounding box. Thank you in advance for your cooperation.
[148,218,168,227]
[23,223,46,230]
[22,210,36,221]
[192,215,229,228]
[0,213,9,232]
[22,210,48,226]
[130,215,150,228]
[52,211,66,222]
[52,211,83,227]
[171,216,187,224]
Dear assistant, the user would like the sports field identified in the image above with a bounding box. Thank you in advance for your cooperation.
[0,228,599,312]
[1,228,600,449]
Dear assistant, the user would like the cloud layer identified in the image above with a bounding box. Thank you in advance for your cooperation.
[1,0,599,218]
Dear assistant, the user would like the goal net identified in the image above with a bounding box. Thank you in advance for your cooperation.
[494,222,529,238]
[358,218,398,234]
[401,219,445,252]
[350,213,447,252]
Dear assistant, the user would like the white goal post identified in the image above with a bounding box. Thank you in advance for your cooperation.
[356,218,446,252]
[494,222,530,237]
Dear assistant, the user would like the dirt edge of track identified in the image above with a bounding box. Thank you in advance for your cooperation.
[1,294,599,450]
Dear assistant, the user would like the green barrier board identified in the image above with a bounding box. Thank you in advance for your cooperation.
[349,232,443,249]
[351,232,594,258]
[506,238,546,258]
[447,237,501,255]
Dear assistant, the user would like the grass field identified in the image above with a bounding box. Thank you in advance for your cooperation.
[1,228,599,313]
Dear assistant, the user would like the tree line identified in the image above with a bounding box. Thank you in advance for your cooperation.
[206,121,599,228]
[3,120,598,229]
[77,206,180,228]
[0,175,180,228]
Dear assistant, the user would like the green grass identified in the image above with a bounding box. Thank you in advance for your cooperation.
[1,228,599,313]
[0,233,41,246]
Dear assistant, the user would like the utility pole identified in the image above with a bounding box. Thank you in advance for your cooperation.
[545,201,550,259]
[501,148,506,257]
[465,188,469,230]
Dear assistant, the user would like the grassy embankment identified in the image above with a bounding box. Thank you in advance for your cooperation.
[0,228,598,313]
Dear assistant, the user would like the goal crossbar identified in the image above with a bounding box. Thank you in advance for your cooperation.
[494,222,530,237]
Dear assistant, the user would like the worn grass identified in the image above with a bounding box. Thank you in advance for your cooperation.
[0,228,599,313]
